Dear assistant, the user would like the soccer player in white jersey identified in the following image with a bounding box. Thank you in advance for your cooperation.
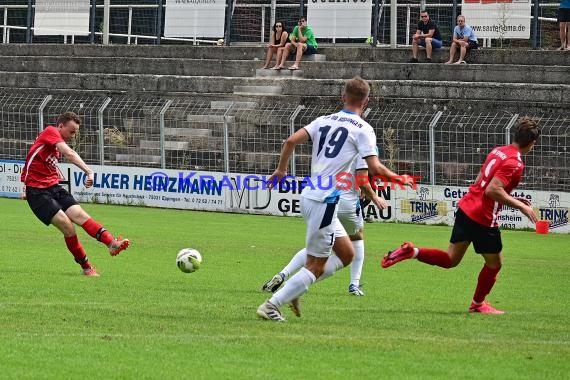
[257,76,414,321]
[261,156,388,297]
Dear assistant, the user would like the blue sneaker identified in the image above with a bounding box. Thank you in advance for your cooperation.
[348,284,364,296]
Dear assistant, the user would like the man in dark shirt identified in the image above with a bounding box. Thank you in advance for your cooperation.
[409,10,442,63]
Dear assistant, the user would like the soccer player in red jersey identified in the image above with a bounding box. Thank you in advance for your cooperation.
[381,117,540,314]
[21,112,130,276]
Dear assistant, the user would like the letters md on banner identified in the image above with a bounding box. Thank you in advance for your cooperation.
[462,0,531,39]
[164,0,225,38]
[308,0,372,39]
[34,0,90,36]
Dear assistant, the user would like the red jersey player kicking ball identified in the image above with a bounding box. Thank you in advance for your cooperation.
[21,111,130,276]
[382,117,540,314]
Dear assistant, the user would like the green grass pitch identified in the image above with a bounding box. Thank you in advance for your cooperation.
[0,197,568,379]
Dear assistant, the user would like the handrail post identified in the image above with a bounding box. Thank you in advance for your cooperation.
[223,102,235,173]
[159,99,173,169]
[38,95,52,133]
[98,97,112,165]
[504,114,519,145]
[288,105,305,177]
[428,111,443,186]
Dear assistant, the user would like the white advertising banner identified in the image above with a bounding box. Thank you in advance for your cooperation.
[462,0,531,39]
[34,0,90,36]
[307,0,372,39]
[1,161,567,233]
[0,160,25,198]
[164,0,226,38]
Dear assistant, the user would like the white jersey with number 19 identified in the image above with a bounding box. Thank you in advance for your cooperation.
[301,110,378,203]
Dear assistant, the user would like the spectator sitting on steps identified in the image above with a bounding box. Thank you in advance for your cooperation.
[261,21,289,69]
[558,0,570,50]
[445,15,479,64]
[272,16,317,71]
[409,10,442,63]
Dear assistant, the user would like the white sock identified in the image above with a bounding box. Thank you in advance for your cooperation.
[280,248,307,279]
[349,240,364,286]
[316,254,344,283]
[270,267,316,308]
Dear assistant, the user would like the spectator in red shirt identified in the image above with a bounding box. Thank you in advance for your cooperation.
[21,111,130,276]
[381,117,540,314]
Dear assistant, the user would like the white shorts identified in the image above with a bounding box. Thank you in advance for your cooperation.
[337,198,364,236]
[301,196,347,258]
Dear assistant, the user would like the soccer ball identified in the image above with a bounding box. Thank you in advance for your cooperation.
[216,38,224,46]
[176,248,202,273]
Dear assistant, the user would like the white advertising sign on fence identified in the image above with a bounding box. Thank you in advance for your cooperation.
[307,0,372,39]
[34,0,90,36]
[462,0,531,39]
[1,162,567,233]
[0,160,24,198]
[164,0,226,38]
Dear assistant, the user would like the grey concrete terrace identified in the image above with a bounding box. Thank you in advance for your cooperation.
[2,56,567,85]
[0,71,567,105]
[0,44,569,66]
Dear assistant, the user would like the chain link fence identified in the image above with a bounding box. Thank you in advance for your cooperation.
[0,92,567,192]
[0,1,562,49]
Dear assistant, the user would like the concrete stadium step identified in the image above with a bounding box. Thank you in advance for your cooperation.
[164,128,213,138]
[1,56,565,84]
[0,44,568,66]
[115,153,161,165]
[210,100,258,110]
[233,85,283,96]
[1,72,567,105]
[185,114,235,123]
[255,68,304,78]
[139,140,189,150]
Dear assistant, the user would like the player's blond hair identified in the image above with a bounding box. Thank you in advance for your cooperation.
[343,76,370,106]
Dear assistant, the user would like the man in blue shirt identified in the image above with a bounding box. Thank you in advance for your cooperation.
[559,0,570,50]
[445,15,478,65]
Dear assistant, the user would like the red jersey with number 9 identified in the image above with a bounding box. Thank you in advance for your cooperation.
[20,126,64,188]
[458,145,524,228]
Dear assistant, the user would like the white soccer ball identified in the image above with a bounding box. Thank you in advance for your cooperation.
[176,248,203,273]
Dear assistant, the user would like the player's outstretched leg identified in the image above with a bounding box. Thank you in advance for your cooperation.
[81,218,130,256]
[261,273,285,293]
[381,242,416,268]
[257,300,286,322]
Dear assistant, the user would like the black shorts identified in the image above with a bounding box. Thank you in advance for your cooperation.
[26,185,78,225]
[450,208,502,254]
[467,40,478,50]
[558,8,570,23]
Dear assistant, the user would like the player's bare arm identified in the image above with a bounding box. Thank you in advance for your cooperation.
[364,156,414,187]
[485,177,538,223]
[267,128,310,189]
[355,169,388,210]
[55,141,94,187]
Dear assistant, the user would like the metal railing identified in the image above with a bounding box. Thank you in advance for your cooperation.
[0,1,562,48]
[0,92,567,192]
